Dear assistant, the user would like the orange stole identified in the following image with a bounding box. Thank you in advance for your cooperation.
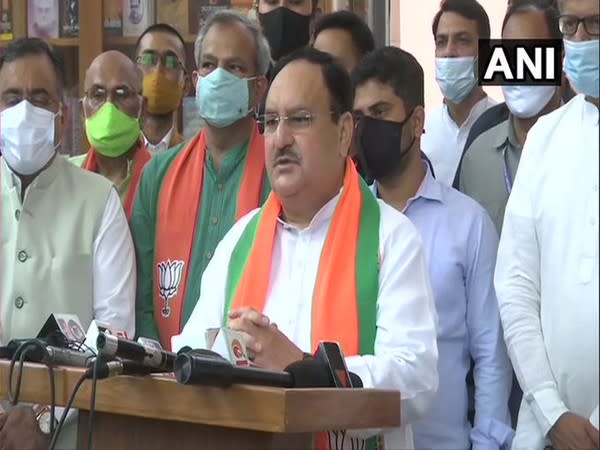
[153,125,265,349]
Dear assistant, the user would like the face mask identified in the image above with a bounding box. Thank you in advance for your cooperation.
[435,56,478,104]
[0,100,58,175]
[502,85,557,119]
[195,68,254,128]
[563,39,600,99]
[85,102,141,157]
[259,7,311,61]
[143,71,183,115]
[356,114,416,180]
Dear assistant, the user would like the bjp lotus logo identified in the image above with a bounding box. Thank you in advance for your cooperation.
[157,260,185,318]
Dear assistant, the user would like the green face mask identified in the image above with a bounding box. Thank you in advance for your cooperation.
[85,102,141,157]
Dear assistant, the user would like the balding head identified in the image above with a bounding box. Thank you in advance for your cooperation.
[85,50,143,93]
[83,50,144,120]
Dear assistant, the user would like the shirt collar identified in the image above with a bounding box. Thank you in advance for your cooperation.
[371,160,443,212]
[443,95,492,130]
[278,189,342,231]
[144,126,174,153]
[1,152,60,193]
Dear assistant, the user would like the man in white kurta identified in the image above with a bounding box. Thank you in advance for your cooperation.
[0,38,135,450]
[173,48,439,449]
[494,2,600,448]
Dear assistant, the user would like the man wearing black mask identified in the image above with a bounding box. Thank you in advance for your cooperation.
[256,0,317,63]
[353,46,513,450]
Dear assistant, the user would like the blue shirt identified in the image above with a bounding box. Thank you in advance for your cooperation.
[373,164,514,450]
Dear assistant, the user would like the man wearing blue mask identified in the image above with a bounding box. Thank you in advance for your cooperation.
[0,38,135,450]
[494,0,599,448]
[131,10,271,350]
[459,0,564,234]
[422,0,497,186]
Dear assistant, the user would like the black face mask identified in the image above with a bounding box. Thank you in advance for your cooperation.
[259,7,311,61]
[355,114,416,181]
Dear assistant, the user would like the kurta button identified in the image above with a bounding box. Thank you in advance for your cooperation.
[211,217,218,225]
[14,210,20,221]
[15,297,24,309]
[206,251,213,260]
[217,183,224,191]
[17,250,28,262]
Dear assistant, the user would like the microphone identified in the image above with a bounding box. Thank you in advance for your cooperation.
[96,333,175,371]
[5,340,93,367]
[174,353,362,388]
[88,358,163,380]
[314,342,356,388]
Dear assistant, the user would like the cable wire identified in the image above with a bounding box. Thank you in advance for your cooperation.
[48,371,88,450]
[86,357,100,450]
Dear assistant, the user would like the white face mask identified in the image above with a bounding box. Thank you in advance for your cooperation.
[502,85,557,119]
[0,100,58,175]
[435,56,478,104]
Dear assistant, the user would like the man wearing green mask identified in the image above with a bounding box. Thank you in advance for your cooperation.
[136,23,187,153]
[71,50,152,219]
[131,10,271,349]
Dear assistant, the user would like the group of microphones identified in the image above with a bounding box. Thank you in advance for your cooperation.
[2,313,363,390]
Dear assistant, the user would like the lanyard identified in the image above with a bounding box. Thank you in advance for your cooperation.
[502,145,513,195]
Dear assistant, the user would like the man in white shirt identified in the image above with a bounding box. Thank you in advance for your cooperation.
[0,38,135,450]
[494,0,600,448]
[173,47,439,450]
[422,0,496,185]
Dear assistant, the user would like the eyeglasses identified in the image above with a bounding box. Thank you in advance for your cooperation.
[558,14,600,37]
[83,86,141,110]
[136,52,184,71]
[257,110,337,134]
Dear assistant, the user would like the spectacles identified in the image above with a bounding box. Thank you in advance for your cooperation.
[136,52,184,71]
[558,14,600,37]
[83,86,141,110]
[257,110,337,134]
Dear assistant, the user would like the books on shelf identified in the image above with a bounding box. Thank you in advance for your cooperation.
[0,0,13,41]
[156,0,187,36]
[103,0,122,36]
[123,0,155,37]
[60,0,79,38]
[189,0,231,36]
[27,0,60,39]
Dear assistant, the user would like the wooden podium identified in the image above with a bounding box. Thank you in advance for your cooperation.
[0,361,401,449]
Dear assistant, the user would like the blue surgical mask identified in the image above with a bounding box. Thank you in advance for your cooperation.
[435,56,478,104]
[195,68,255,128]
[563,39,599,99]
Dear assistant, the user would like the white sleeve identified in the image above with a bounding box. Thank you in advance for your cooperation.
[346,205,439,430]
[92,188,136,339]
[172,210,259,352]
[494,127,568,437]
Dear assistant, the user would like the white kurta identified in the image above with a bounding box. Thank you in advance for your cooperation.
[422,96,496,186]
[494,94,599,449]
[174,191,439,450]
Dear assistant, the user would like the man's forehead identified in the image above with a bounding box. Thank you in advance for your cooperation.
[266,61,325,109]
[0,54,59,90]
[355,80,399,108]
[437,12,478,36]
[561,0,600,15]
[85,64,137,89]
[138,31,184,57]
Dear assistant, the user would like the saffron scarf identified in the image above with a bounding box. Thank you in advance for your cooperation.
[82,144,152,219]
[154,124,265,348]
[225,159,380,450]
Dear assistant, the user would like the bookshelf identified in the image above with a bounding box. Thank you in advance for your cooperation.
[0,0,367,155]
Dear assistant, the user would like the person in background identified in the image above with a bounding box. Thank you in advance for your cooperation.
[422,0,496,186]
[459,0,563,233]
[494,0,599,447]
[173,47,439,450]
[131,10,271,350]
[0,38,135,450]
[312,9,375,180]
[135,23,187,153]
[353,46,513,450]
[71,50,152,219]
[311,10,375,74]
[256,0,318,63]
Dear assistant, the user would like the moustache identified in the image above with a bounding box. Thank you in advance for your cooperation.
[273,147,301,166]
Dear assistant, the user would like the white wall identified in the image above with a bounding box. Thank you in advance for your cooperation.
[390,0,506,113]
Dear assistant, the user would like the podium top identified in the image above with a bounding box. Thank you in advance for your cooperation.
[0,360,401,433]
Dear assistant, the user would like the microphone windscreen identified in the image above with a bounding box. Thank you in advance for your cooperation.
[349,372,363,388]
[285,359,333,388]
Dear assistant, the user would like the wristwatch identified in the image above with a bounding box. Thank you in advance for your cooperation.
[33,404,57,435]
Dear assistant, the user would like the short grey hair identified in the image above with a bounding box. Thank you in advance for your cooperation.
[194,9,272,76]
